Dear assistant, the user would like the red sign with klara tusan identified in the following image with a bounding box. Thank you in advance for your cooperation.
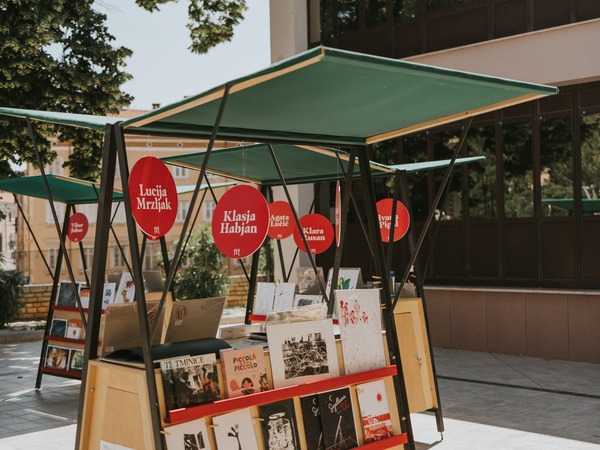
[67,212,89,242]
[293,213,334,254]
[212,185,269,259]
[128,156,178,239]
[376,198,410,242]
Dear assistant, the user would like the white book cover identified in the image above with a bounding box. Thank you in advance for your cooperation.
[272,282,296,311]
[325,268,362,294]
[212,408,259,450]
[102,282,117,309]
[114,272,135,304]
[335,289,387,374]
[164,417,213,450]
[254,282,275,315]
[356,379,394,444]
[267,318,339,389]
[292,294,323,308]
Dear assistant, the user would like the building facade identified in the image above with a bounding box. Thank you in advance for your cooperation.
[284,0,600,362]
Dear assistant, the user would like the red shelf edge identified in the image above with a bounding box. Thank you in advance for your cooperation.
[46,336,86,345]
[41,367,82,379]
[167,365,397,424]
[360,434,408,449]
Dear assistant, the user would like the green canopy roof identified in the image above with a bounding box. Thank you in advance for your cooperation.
[161,143,484,185]
[122,46,557,146]
[0,107,117,131]
[0,175,123,204]
[542,198,600,214]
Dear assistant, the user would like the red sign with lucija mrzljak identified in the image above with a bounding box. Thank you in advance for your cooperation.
[128,156,178,239]
[212,185,270,259]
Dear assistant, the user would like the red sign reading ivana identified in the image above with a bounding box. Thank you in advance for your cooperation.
[293,213,334,255]
[376,198,410,242]
[212,185,269,258]
[268,201,295,240]
[67,212,89,242]
[128,156,178,239]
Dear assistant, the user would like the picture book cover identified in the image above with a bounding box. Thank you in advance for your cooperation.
[160,354,221,410]
[79,287,91,309]
[69,349,85,372]
[49,318,67,338]
[325,268,362,294]
[299,394,325,450]
[45,345,70,370]
[293,294,323,308]
[254,282,275,315]
[317,387,358,450]
[272,282,296,311]
[102,282,117,310]
[220,345,270,399]
[159,358,177,412]
[212,408,259,450]
[267,318,339,389]
[296,267,325,295]
[258,398,300,450]
[335,289,386,375]
[114,272,135,304]
[56,281,81,307]
[356,379,394,444]
[164,417,213,450]
[265,304,327,327]
[66,318,84,340]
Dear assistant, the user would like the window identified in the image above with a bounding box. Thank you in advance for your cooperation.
[81,247,94,270]
[77,204,97,224]
[48,248,59,271]
[176,200,190,223]
[203,200,216,222]
[468,126,497,219]
[401,133,428,221]
[338,0,359,32]
[112,245,129,270]
[503,121,533,218]
[433,130,464,220]
[111,203,126,224]
[45,157,64,175]
[540,116,573,217]
[580,112,600,215]
[45,202,65,224]
[366,0,387,26]
[143,243,160,270]
[172,166,189,179]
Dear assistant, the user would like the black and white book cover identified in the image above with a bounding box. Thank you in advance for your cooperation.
[317,387,358,450]
[258,398,300,450]
[56,281,81,307]
[49,318,67,337]
[267,319,339,389]
[296,267,325,295]
[212,408,259,450]
[69,349,84,372]
[164,417,212,450]
[160,354,220,410]
[299,394,325,450]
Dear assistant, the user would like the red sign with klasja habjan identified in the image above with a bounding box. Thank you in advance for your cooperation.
[67,212,89,242]
[128,156,178,239]
[212,185,269,258]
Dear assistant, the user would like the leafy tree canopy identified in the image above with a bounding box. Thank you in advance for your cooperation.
[135,0,247,54]
[0,0,133,180]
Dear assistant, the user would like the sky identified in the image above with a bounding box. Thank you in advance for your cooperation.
[95,1,271,110]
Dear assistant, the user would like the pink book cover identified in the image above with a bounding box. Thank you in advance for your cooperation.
[220,345,270,398]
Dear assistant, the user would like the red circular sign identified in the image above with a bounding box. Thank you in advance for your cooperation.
[376,198,410,242]
[129,156,178,239]
[268,201,295,240]
[212,185,269,258]
[293,213,334,255]
[67,212,89,242]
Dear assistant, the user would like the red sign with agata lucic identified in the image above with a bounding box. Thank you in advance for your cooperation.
[212,185,269,258]
[268,201,295,240]
[293,213,334,255]
[67,212,89,242]
[128,156,178,239]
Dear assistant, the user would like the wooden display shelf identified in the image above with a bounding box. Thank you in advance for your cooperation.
[248,314,339,325]
[52,305,89,313]
[45,336,86,345]
[167,365,397,424]
[360,434,409,449]
[41,366,82,379]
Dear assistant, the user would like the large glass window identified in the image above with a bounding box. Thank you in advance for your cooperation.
[580,112,600,215]
[540,116,573,216]
[433,130,463,220]
[468,126,497,219]
[503,122,533,218]
[338,0,359,32]
[393,0,421,20]
[401,133,428,221]
[366,0,387,26]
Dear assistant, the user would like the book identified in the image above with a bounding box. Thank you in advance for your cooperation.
[325,268,363,294]
[212,408,259,450]
[317,387,358,450]
[267,318,339,389]
[69,349,85,372]
[272,282,295,311]
[356,379,394,444]
[299,394,325,450]
[114,272,135,304]
[293,294,323,308]
[254,282,275,315]
[66,318,84,340]
[258,398,300,450]
[102,282,117,310]
[79,287,91,309]
[49,318,67,338]
[159,354,220,411]
[335,289,387,375]
[56,281,81,307]
[296,267,325,295]
[45,345,70,370]
[164,417,212,450]
[220,345,270,399]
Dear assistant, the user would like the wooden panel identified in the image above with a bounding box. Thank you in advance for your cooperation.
[394,298,437,413]
[581,220,600,280]
[503,222,537,279]
[525,293,569,360]
[449,290,487,351]
[485,291,526,355]
[422,289,451,348]
[469,223,499,278]
[533,0,571,30]
[431,224,466,279]
[567,294,600,363]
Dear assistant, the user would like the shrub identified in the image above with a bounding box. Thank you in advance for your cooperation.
[0,270,25,328]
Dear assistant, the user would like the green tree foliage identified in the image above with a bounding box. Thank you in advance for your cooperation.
[170,225,229,300]
[0,269,25,327]
[0,0,133,179]
[135,0,248,54]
